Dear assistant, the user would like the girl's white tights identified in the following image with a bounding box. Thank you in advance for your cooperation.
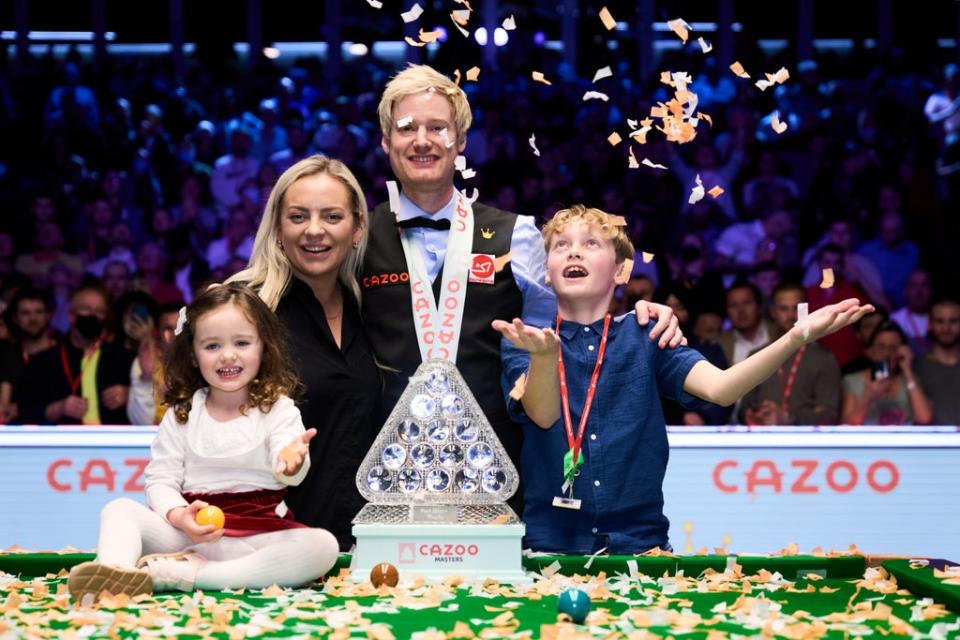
[96,498,338,590]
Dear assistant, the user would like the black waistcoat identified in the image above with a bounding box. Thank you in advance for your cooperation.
[361,200,525,466]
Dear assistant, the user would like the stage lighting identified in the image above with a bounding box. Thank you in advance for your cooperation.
[493,27,509,47]
[474,27,488,46]
[262,47,280,59]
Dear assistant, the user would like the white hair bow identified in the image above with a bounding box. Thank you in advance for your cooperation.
[174,306,188,336]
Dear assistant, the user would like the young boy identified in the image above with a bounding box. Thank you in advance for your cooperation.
[493,205,872,554]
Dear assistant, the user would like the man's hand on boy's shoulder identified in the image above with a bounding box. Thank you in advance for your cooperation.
[634,301,686,349]
[492,319,560,357]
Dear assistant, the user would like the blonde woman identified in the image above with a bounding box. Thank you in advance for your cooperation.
[229,155,382,551]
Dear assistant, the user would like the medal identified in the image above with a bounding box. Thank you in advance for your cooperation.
[553,313,612,511]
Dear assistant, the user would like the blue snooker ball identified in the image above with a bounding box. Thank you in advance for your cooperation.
[557,588,591,624]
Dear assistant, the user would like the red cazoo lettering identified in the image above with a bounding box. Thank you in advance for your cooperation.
[712,459,899,494]
[418,544,480,556]
[47,458,150,493]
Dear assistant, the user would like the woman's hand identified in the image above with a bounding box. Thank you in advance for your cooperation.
[167,501,224,544]
[277,428,317,476]
[491,319,560,357]
[788,298,875,344]
[897,345,914,374]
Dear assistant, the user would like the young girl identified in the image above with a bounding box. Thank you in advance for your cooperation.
[68,282,338,602]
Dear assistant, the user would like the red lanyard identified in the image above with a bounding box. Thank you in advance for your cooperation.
[777,344,807,414]
[60,340,102,394]
[557,313,611,468]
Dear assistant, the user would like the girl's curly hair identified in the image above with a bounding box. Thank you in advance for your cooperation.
[163,282,300,424]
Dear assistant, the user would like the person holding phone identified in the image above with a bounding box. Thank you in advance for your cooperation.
[841,320,933,425]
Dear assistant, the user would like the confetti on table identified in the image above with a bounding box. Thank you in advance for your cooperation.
[607,132,622,146]
[583,91,609,102]
[401,3,423,23]
[532,71,552,85]
[698,37,713,53]
[820,268,835,289]
[667,18,691,43]
[528,134,540,157]
[730,61,751,78]
[772,111,789,134]
[598,7,617,30]
[592,66,612,83]
[502,15,516,30]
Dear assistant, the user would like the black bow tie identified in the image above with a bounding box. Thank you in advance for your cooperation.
[395,216,451,231]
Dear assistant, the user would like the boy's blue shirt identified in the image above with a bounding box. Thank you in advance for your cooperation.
[500,312,705,554]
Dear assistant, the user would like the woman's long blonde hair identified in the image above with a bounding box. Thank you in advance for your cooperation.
[228,155,368,310]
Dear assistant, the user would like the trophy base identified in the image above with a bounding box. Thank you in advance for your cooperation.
[350,504,530,583]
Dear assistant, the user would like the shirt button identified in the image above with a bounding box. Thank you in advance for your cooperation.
[588,344,595,351]
[583,327,590,333]
[594,480,600,487]
[590,434,597,441]
[591,527,598,534]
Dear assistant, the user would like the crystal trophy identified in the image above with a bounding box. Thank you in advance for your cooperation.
[351,359,527,582]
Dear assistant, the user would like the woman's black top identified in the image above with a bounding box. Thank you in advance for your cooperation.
[276,276,383,551]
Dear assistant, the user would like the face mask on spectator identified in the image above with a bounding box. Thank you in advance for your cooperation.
[74,314,104,340]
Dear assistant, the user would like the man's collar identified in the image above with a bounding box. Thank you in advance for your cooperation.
[556,314,615,339]
[397,191,457,223]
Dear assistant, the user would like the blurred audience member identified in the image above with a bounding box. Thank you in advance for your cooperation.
[914,298,960,425]
[16,283,135,425]
[890,268,933,355]
[802,217,890,310]
[807,244,868,368]
[717,281,776,366]
[841,321,932,425]
[857,211,919,309]
[741,283,841,425]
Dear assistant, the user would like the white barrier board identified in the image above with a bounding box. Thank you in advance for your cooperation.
[1,426,958,559]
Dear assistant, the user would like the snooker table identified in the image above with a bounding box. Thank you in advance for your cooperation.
[1,551,958,638]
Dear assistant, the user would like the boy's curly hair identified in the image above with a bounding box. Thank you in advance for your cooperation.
[163,282,300,424]
[541,204,635,263]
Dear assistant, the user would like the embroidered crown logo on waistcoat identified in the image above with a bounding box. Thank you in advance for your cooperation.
[480,228,495,239]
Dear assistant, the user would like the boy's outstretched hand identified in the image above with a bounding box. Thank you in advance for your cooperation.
[492,319,560,356]
[789,298,875,344]
[276,428,317,476]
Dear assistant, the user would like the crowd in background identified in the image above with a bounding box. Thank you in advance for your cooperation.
[0,38,959,426]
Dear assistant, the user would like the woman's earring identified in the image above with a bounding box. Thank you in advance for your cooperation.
[352,241,359,249]
[277,239,283,250]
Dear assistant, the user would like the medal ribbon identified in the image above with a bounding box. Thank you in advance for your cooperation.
[557,313,611,486]
[398,191,474,363]
[777,344,807,416]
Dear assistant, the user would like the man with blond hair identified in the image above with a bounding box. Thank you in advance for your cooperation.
[361,65,682,477]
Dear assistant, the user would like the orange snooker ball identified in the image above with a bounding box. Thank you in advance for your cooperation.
[195,505,225,530]
[370,562,399,587]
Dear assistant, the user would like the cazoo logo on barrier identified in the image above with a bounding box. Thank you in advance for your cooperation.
[711,459,899,494]
[47,458,148,493]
